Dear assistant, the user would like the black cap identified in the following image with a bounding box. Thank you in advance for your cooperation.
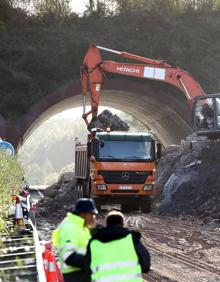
[73,198,98,214]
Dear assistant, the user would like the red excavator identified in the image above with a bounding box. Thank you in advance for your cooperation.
[81,44,220,138]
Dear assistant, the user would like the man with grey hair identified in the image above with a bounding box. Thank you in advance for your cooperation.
[85,210,151,282]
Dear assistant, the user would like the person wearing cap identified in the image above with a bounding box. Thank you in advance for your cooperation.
[84,210,151,282]
[52,198,98,282]
[201,102,214,129]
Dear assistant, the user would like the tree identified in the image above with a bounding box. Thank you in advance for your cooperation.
[89,0,95,12]
[0,152,23,231]
[35,0,71,20]
[84,0,116,16]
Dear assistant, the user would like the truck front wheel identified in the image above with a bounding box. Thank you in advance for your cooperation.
[76,180,83,199]
[140,197,151,213]
[94,198,102,211]
[84,179,91,198]
[121,199,139,212]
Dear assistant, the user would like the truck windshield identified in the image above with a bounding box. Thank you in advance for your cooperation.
[97,140,154,162]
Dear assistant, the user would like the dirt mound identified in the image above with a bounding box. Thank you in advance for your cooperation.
[88,109,129,132]
[155,135,220,224]
[36,172,76,223]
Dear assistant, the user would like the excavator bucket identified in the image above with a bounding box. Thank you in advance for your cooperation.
[192,94,220,138]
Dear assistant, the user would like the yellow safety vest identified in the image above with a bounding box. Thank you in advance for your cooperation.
[52,212,91,274]
[90,233,143,282]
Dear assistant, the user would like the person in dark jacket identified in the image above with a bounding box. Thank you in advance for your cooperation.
[84,210,151,282]
[201,102,214,129]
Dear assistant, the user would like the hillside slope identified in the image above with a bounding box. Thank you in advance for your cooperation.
[1,10,220,119]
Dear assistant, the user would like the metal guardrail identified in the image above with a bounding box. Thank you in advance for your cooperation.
[28,219,46,282]
[0,219,47,282]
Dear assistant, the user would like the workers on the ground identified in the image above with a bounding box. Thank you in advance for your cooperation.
[52,198,98,282]
[84,210,151,282]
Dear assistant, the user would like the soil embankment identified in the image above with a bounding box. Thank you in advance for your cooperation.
[155,135,220,224]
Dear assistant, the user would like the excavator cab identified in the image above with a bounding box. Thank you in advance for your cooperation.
[192,94,220,138]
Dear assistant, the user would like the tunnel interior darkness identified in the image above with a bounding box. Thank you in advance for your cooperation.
[21,89,192,148]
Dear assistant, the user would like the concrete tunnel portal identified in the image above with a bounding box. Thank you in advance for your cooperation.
[20,79,193,148]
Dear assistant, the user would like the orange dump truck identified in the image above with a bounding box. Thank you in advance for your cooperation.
[75,130,161,212]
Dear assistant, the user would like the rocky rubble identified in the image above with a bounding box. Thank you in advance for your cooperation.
[88,109,129,132]
[155,134,220,224]
[37,173,76,221]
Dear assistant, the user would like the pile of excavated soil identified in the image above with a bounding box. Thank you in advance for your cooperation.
[36,173,76,220]
[155,135,220,224]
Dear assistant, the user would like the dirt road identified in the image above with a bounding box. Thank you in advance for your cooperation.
[37,210,220,282]
[124,213,220,282]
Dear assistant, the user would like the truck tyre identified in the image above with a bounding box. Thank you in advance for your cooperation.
[140,197,151,213]
[76,180,84,199]
[121,203,130,213]
[82,180,87,197]
[121,201,139,212]
[94,198,102,211]
[77,185,84,198]
[84,179,91,198]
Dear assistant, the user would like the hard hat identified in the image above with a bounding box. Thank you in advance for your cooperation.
[73,198,98,214]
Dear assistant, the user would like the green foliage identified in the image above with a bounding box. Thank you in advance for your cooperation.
[1,0,220,119]
[35,0,72,21]
[18,114,87,184]
[0,152,23,231]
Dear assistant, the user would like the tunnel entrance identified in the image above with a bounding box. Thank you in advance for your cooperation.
[18,106,147,185]
[3,78,192,148]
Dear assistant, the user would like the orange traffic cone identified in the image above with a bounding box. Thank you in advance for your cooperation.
[15,196,25,231]
[43,243,63,282]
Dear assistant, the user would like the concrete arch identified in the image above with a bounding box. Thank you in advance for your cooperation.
[3,78,192,148]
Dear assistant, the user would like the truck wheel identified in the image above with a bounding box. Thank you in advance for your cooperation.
[121,203,130,213]
[121,200,139,213]
[77,184,83,199]
[84,179,91,198]
[94,198,102,211]
[140,197,151,213]
[75,180,82,199]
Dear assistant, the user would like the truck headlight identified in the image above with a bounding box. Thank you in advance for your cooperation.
[97,184,107,191]
[143,184,153,191]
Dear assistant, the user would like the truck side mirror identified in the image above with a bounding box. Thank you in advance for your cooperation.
[90,156,96,162]
[156,143,162,160]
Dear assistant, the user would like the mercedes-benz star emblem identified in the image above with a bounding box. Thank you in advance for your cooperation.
[121,172,129,181]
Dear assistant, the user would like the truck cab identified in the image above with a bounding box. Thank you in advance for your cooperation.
[75,131,160,212]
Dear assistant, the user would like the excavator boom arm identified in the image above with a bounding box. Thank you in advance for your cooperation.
[81,44,205,126]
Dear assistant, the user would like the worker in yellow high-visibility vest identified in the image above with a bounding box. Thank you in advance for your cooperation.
[84,210,151,282]
[52,198,98,282]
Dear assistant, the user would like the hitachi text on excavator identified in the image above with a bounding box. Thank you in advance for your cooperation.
[81,44,220,137]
